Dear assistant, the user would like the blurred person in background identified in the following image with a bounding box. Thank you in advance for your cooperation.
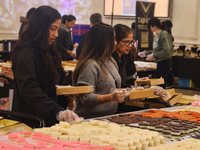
[138,17,173,88]
[56,15,78,60]
[76,13,102,59]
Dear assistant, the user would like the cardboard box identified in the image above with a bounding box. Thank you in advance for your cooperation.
[150,88,176,101]
[56,85,94,95]
[126,92,183,108]
[137,78,164,86]
[166,93,182,106]
[129,88,154,100]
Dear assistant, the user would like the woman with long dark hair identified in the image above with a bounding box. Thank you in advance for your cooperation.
[138,17,173,88]
[12,6,80,127]
[73,22,126,119]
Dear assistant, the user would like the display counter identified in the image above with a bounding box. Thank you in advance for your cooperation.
[172,56,200,87]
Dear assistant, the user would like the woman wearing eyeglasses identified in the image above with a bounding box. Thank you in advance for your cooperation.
[112,24,137,88]
[112,24,138,113]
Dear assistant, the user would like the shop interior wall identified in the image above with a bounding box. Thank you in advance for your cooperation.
[0,0,199,50]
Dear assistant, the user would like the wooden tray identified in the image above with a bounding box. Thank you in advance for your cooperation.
[56,85,94,95]
[137,78,164,86]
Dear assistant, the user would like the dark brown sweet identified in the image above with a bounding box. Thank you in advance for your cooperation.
[162,131,170,134]
[163,126,171,129]
[162,116,170,118]
[171,129,181,133]
[174,124,183,127]
[174,120,182,123]
[192,133,200,139]
[170,117,178,120]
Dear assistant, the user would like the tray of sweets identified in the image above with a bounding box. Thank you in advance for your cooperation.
[91,109,200,141]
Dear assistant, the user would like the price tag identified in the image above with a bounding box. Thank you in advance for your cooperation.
[0,82,4,87]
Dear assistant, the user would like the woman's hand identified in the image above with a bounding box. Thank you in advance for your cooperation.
[70,52,77,58]
[138,51,146,58]
[65,94,78,102]
[57,110,82,124]
[146,54,154,61]
[110,89,126,103]
[73,43,79,49]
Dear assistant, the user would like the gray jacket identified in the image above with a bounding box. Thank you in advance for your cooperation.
[73,58,121,119]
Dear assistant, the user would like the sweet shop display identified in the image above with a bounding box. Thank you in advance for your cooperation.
[150,138,200,150]
[0,130,116,150]
[178,106,200,112]
[106,113,200,139]
[134,61,157,72]
[61,60,158,72]
[33,120,166,150]
[138,110,200,123]
[0,61,13,79]
[62,60,77,71]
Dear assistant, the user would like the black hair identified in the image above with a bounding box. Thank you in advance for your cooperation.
[147,17,164,30]
[131,22,135,30]
[26,7,36,19]
[62,14,76,24]
[90,13,102,24]
[163,20,173,35]
[13,6,65,84]
[114,24,133,43]
[164,20,173,28]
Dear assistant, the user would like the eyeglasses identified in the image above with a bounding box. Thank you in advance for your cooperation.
[120,40,135,46]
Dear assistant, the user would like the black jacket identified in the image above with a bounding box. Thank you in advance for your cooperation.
[76,32,88,59]
[112,51,137,88]
[112,51,129,88]
[56,27,74,61]
[12,41,69,126]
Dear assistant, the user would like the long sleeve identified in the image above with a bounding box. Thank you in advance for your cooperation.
[73,60,119,119]
[13,48,64,125]
[56,29,68,54]
[153,36,172,59]
[76,62,99,106]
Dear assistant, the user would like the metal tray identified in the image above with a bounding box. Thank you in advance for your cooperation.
[159,105,190,112]
[84,108,158,121]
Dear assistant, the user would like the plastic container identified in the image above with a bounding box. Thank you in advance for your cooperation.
[178,78,190,87]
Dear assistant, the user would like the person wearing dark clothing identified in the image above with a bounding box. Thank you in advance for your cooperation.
[56,15,77,60]
[113,24,137,113]
[163,20,174,42]
[12,6,80,127]
[19,7,36,39]
[112,51,129,88]
[125,49,137,85]
[76,32,88,59]
[76,13,102,59]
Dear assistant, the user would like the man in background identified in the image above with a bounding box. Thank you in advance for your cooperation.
[76,13,102,59]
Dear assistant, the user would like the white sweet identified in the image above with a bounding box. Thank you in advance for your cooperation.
[50,126,60,132]
[51,132,61,139]
[99,121,108,128]
[59,135,68,141]
[59,121,71,128]
[89,120,99,126]
[69,135,79,141]
[118,142,128,148]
